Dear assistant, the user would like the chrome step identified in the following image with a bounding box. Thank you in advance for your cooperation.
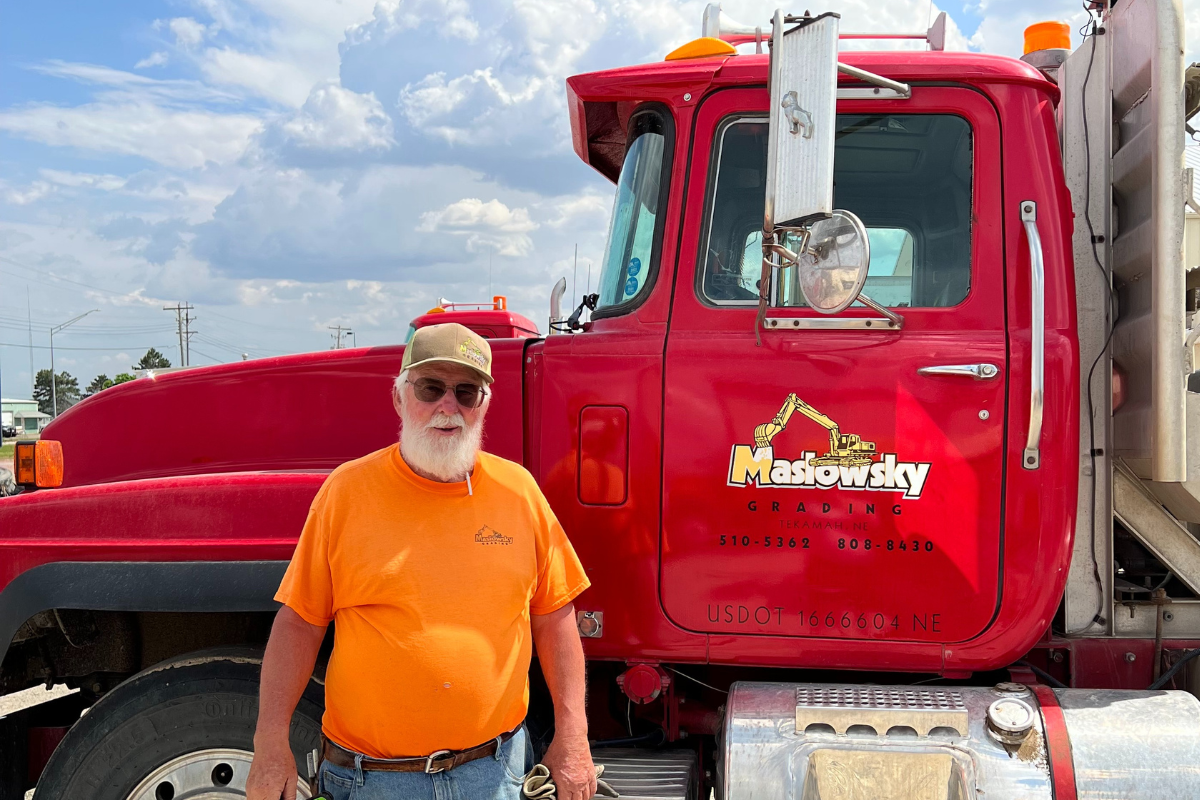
[589,748,697,800]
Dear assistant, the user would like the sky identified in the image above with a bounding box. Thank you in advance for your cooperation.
[1,0,1198,397]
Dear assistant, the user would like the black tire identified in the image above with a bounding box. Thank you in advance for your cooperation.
[35,648,324,800]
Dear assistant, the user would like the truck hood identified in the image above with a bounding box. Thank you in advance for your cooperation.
[44,340,529,488]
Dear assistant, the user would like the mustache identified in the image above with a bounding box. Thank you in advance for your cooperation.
[427,411,467,430]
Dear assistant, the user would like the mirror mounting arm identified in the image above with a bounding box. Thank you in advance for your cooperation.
[836,63,912,98]
[854,293,904,329]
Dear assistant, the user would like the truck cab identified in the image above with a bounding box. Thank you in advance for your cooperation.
[535,48,1077,674]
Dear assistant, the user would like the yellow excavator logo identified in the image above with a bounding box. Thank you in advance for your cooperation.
[728,394,932,499]
[754,394,876,467]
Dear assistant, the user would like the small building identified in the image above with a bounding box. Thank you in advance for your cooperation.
[2,398,48,436]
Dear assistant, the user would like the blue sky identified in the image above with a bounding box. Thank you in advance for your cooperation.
[0,0,1195,396]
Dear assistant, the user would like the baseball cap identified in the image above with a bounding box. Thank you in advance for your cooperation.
[402,323,494,384]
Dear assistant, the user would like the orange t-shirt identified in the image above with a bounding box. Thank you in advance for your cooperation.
[275,445,590,758]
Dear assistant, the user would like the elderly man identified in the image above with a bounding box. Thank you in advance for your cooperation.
[247,323,595,800]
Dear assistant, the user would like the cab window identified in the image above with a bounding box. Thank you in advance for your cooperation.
[594,109,672,314]
[699,115,973,308]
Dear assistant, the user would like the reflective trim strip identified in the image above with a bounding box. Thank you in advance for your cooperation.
[1031,684,1078,800]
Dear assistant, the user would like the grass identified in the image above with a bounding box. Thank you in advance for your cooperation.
[0,442,13,470]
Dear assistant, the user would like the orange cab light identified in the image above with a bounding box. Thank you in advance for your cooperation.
[14,440,64,488]
[665,37,737,61]
[493,295,507,310]
[1023,21,1070,54]
[14,443,35,485]
[425,306,446,314]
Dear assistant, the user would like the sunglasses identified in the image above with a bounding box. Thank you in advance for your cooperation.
[406,378,489,409]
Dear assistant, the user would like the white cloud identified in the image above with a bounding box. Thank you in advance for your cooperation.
[169,17,210,48]
[199,47,315,106]
[3,181,54,205]
[418,197,538,256]
[398,69,546,144]
[40,169,127,191]
[419,198,537,233]
[0,102,262,169]
[276,81,393,151]
[27,60,240,103]
[135,51,170,69]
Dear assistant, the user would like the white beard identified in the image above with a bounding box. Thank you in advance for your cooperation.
[399,404,483,482]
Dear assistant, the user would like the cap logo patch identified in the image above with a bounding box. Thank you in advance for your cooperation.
[459,339,487,367]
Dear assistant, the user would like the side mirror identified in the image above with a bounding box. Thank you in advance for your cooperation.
[794,210,869,314]
[763,10,840,232]
[754,8,904,331]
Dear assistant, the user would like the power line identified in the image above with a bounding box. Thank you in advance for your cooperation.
[0,254,155,302]
[192,330,280,356]
[188,347,223,365]
[0,342,175,351]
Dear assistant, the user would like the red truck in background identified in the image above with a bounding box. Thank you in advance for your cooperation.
[4,1,1200,798]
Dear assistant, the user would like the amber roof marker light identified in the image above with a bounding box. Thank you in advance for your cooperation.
[14,440,65,489]
[1020,21,1072,82]
[665,37,737,61]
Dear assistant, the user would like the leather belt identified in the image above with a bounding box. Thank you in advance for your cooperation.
[321,727,519,774]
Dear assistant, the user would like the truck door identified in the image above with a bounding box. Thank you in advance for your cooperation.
[660,87,1007,646]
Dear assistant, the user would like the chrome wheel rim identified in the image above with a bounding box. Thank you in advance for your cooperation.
[124,748,312,800]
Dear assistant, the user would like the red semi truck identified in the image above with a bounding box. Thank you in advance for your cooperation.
[4,1,1200,797]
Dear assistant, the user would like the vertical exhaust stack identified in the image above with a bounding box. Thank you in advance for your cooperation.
[548,277,568,335]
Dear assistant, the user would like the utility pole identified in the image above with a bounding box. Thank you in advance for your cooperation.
[26,287,34,396]
[50,310,98,418]
[163,302,195,366]
[328,325,353,349]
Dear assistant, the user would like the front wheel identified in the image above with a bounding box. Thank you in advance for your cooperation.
[35,649,324,800]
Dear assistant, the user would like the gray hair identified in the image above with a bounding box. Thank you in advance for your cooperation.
[0,466,16,498]
[392,368,409,399]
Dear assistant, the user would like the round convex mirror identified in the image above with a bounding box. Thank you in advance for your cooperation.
[794,209,870,314]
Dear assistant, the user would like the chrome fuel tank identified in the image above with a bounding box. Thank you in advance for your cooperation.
[720,682,1200,799]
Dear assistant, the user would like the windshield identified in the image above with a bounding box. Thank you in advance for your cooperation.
[595,112,668,312]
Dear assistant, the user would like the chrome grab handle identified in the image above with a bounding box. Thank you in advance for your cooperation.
[1020,200,1044,470]
[917,363,999,380]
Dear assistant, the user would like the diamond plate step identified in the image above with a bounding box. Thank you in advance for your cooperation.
[588,748,697,800]
[795,686,969,736]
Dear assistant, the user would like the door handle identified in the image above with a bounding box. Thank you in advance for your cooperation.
[1020,200,1044,471]
[918,363,999,380]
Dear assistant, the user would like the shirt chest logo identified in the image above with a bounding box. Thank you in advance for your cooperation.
[475,525,514,546]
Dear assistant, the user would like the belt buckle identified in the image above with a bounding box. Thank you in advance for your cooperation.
[424,750,453,774]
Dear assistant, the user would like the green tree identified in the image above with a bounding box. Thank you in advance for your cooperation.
[112,373,136,385]
[34,369,82,416]
[135,348,171,370]
[84,374,113,397]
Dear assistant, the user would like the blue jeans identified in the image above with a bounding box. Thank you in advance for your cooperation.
[319,727,531,800]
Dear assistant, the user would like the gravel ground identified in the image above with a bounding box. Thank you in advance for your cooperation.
[0,684,75,717]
